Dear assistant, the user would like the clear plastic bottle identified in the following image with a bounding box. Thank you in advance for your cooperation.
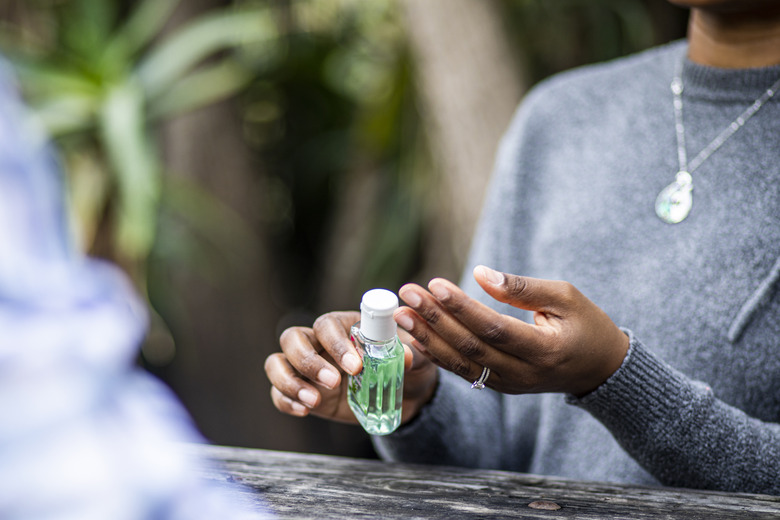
[348,289,404,435]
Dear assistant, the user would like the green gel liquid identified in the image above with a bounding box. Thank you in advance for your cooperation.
[348,325,404,435]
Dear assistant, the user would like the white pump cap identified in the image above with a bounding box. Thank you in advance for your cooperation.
[359,289,399,342]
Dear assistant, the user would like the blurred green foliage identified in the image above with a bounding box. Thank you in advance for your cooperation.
[0,0,277,284]
[507,0,658,79]
[240,0,425,308]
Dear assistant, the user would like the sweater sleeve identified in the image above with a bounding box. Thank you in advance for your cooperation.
[569,329,780,495]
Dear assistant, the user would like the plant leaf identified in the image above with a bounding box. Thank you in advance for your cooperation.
[61,0,118,62]
[64,150,111,252]
[108,0,182,59]
[136,7,276,99]
[11,60,100,99]
[158,175,259,276]
[35,95,98,136]
[99,80,161,261]
[149,60,252,119]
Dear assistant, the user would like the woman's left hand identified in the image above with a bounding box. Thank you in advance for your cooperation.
[393,265,630,397]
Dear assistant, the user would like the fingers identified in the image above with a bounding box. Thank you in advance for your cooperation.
[395,284,473,379]
[268,311,360,419]
[425,277,547,356]
[279,326,342,388]
[265,352,319,416]
[473,265,579,317]
[270,385,309,417]
[312,312,363,376]
[396,283,519,385]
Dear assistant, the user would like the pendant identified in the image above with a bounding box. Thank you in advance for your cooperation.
[655,171,693,224]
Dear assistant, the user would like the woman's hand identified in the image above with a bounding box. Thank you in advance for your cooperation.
[393,266,629,397]
[265,311,438,425]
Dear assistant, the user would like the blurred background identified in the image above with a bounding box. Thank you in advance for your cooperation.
[0,0,688,458]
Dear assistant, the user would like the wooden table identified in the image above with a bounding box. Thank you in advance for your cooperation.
[196,444,780,519]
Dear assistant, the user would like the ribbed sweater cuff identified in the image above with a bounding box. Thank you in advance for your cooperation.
[567,329,711,438]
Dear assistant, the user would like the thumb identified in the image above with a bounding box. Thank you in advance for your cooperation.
[403,342,433,372]
[473,265,573,315]
[403,343,414,371]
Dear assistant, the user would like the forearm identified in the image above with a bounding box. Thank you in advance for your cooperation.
[570,330,780,495]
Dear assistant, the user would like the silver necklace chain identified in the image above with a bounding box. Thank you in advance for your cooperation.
[672,60,780,175]
[655,59,780,224]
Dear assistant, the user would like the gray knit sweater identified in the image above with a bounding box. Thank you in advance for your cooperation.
[373,41,780,495]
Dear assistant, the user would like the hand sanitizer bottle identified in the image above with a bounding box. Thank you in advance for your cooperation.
[348,289,404,435]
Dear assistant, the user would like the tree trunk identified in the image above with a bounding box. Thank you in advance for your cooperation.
[158,0,306,452]
[400,0,527,281]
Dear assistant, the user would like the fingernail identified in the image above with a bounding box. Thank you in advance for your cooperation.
[318,368,340,388]
[290,400,307,415]
[476,265,504,285]
[428,280,449,301]
[395,313,414,331]
[342,353,362,374]
[298,388,318,407]
[402,290,421,307]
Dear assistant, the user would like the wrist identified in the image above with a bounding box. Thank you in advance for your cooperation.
[401,368,439,424]
[574,327,631,398]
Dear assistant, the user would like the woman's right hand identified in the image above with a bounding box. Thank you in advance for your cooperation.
[265,311,438,426]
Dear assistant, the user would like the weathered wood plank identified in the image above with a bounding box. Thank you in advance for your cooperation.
[194,445,780,519]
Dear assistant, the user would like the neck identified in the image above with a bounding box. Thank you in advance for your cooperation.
[687,7,780,68]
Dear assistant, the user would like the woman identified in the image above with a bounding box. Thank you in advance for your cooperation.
[265,0,780,494]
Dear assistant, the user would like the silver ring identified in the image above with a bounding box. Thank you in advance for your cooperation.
[471,367,490,390]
